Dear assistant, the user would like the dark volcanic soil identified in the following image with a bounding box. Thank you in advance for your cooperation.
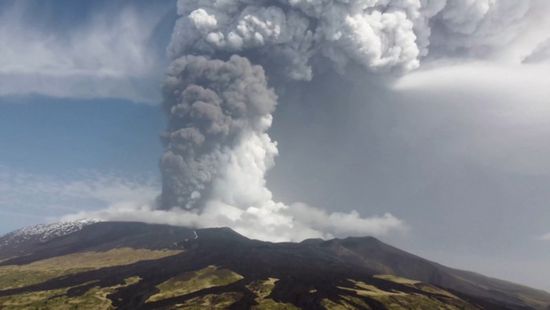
[0,222,549,309]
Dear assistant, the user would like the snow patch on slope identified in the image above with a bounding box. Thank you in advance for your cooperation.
[0,219,99,248]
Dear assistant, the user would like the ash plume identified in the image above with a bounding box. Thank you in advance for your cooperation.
[155,0,540,239]
[160,55,276,210]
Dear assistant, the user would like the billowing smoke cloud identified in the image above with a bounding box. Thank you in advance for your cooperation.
[168,0,425,80]
[160,55,277,210]
[154,52,405,241]
[429,1,531,52]
[151,0,542,241]
[168,0,540,79]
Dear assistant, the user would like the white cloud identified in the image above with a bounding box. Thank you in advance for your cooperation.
[52,132,406,243]
[540,233,550,241]
[0,165,405,242]
[0,4,166,103]
[63,202,406,243]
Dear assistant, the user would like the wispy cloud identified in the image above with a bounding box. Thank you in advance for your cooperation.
[393,61,550,176]
[0,2,170,103]
[0,166,159,221]
[62,202,407,243]
[540,233,550,241]
[523,38,550,64]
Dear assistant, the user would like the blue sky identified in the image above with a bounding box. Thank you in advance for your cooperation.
[0,96,163,233]
[0,0,175,232]
[0,96,163,175]
[1,0,550,292]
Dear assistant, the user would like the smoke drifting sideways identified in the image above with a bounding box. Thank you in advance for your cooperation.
[78,0,544,242]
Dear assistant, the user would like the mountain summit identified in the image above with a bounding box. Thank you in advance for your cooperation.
[0,221,549,309]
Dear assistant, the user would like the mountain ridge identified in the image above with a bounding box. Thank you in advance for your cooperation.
[0,221,548,309]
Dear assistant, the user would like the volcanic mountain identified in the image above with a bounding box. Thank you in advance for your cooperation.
[0,221,549,309]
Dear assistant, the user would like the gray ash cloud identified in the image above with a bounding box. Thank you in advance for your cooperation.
[160,55,276,210]
[156,0,540,237]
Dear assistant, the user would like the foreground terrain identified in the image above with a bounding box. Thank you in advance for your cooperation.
[0,221,549,309]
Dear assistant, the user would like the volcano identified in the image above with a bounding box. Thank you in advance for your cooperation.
[0,221,549,309]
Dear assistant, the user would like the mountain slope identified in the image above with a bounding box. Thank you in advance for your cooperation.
[0,221,548,309]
